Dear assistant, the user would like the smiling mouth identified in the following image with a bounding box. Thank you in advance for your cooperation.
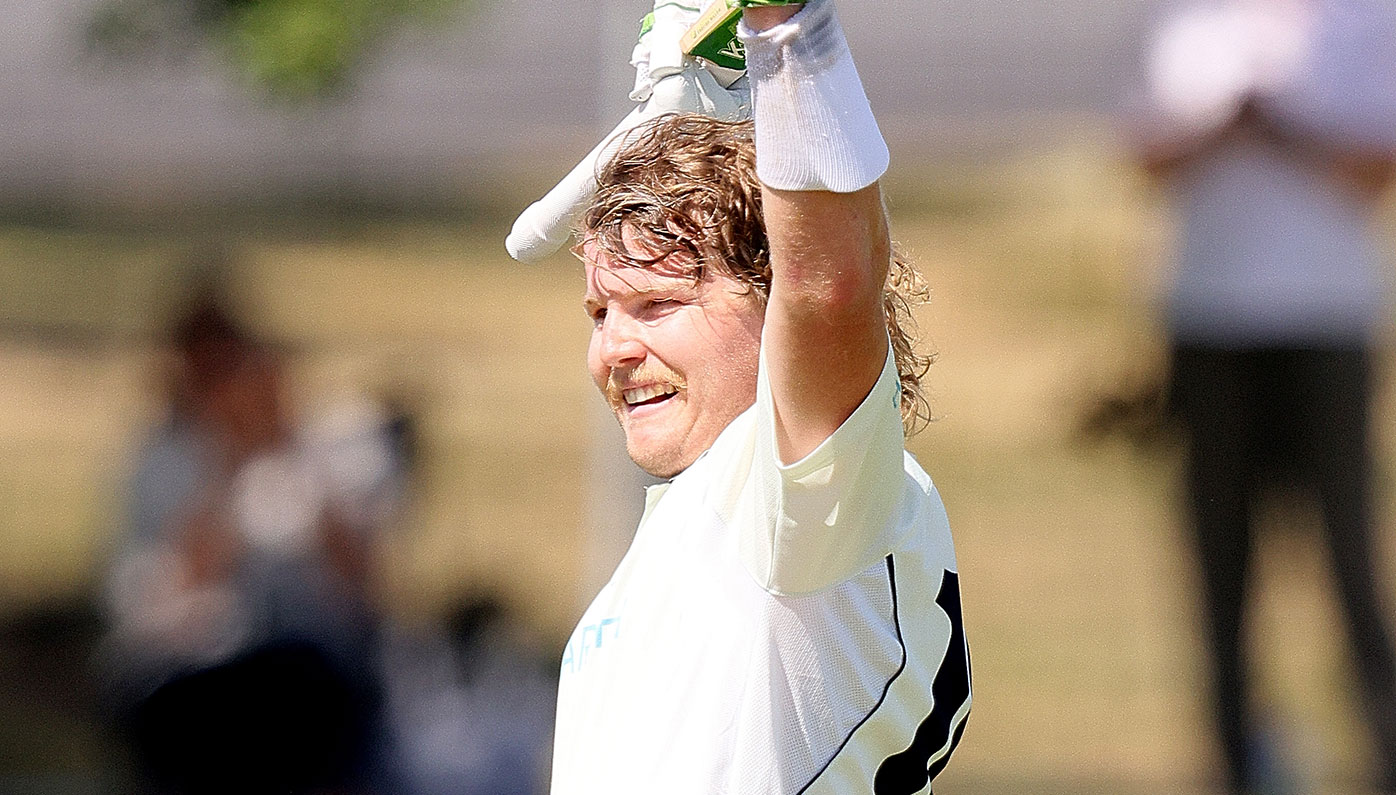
[622,383,679,408]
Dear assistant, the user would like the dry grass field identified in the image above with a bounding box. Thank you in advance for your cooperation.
[2,140,1396,792]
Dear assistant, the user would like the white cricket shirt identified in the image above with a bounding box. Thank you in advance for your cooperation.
[551,345,971,794]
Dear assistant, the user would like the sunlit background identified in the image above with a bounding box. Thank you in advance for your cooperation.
[3,0,1396,792]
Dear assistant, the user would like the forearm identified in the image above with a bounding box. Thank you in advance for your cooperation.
[1134,127,1212,180]
[761,184,889,459]
[740,0,893,461]
[1245,98,1396,200]
[1262,101,1396,199]
[1130,100,1255,181]
[1335,153,1396,200]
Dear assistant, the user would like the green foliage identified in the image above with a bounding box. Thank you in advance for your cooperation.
[86,0,472,101]
[228,0,366,97]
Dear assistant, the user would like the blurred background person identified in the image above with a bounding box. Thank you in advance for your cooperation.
[1130,0,1396,792]
[94,263,557,794]
[98,276,406,794]
[377,592,557,795]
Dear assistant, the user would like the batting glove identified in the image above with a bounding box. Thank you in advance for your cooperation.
[505,1,779,263]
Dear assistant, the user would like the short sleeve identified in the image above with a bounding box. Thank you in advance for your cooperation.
[721,340,908,596]
[1271,0,1396,151]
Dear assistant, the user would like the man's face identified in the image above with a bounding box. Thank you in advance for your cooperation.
[583,239,764,478]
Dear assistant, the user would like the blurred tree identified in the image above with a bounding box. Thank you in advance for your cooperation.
[86,0,472,100]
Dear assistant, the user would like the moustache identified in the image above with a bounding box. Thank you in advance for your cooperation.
[603,364,687,406]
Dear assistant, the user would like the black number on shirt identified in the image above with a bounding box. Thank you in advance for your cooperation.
[874,569,971,795]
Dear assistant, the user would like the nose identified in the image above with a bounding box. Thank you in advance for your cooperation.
[597,311,647,369]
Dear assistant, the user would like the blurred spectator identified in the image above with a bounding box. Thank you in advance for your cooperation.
[97,276,559,793]
[1131,0,1396,791]
[378,593,557,795]
[98,289,407,793]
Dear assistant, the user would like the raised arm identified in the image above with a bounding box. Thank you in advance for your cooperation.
[1131,97,1258,181]
[740,1,893,463]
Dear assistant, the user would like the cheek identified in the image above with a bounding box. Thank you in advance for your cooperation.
[721,316,763,378]
[694,321,762,409]
[586,332,606,386]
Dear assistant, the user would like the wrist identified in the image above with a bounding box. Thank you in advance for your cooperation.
[738,0,888,193]
[742,3,802,31]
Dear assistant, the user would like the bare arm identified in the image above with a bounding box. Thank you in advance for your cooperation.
[761,184,891,463]
[1335,152,1396,201]
[743,5,892,463]
[1136,131,1214,181]
[1132,100,1261,182]
[1134,81,1396,200]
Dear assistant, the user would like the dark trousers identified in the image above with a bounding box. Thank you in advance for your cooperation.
[1171,344,1396,792]
[132,641,378,795]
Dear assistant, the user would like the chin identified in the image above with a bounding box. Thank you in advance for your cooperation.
[638,461,684,479]
[625,439,690,480]
[628,450,685,480]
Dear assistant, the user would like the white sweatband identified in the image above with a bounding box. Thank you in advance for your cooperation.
[737,0,889,192]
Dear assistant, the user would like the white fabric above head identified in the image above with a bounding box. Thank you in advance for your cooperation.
[1147,3,1263,134]
[504,67,750,263]
[737,0,888,193]
[505,0,752,264]
[1145,0,1316,137]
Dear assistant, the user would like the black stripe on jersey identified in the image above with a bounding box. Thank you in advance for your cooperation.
[874,569,971,795]
[794,555,907,795]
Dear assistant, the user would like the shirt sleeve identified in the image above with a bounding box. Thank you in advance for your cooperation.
[720,339,908,596]
[1268,2,1396,151]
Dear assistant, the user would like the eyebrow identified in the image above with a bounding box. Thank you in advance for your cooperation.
[583,266,708,317]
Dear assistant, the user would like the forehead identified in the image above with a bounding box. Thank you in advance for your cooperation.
[581,237,700,298]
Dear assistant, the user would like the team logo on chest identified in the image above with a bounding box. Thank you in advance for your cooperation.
[561,614,623,675]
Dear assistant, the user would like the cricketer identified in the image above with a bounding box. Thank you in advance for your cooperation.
[506,1,970,791]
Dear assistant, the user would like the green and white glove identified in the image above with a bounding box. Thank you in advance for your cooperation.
[672,0,802,74]
[506,0,791,263]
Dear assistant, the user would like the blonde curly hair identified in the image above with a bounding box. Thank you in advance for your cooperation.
[580,113,933,435]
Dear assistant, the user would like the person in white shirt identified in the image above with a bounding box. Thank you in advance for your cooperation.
[1133,0,1396,791]
[506,1,970,792]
